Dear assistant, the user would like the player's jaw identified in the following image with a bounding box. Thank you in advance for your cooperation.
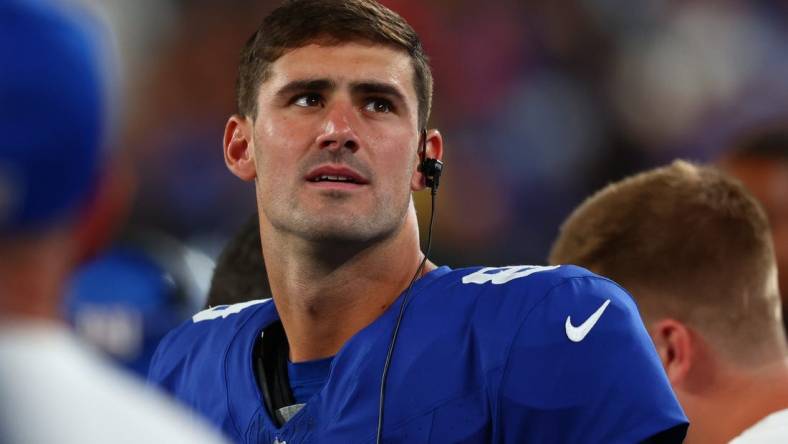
[271,157,412,244]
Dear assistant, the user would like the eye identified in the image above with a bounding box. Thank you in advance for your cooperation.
[364,98,394,113]
[293,93,323,108]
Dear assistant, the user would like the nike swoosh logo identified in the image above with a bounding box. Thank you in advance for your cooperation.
[565,299,611,342]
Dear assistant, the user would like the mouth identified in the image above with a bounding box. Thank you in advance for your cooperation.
[308,175,362,184]
[305,165,369,188]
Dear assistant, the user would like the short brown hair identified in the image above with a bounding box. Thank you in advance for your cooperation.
[549,160,784,364]
[236,0,433,129]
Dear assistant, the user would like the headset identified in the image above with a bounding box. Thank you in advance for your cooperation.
[376,129,443,444]
[418,129,444,193]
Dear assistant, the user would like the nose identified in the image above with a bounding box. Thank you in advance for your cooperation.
[315,101,360,152]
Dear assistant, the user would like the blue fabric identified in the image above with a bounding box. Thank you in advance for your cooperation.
[150,265,688,443]
[0,0,107,233]
[62,246,185,377]
[287,357,334,405]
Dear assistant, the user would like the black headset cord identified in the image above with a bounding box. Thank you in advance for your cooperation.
[375,185,438,444]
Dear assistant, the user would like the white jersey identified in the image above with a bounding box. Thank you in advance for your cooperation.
[730,408,788,443]
[0,322,230,444]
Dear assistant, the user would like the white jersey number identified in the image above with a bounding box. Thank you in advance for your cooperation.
[192,299,269,323]
[461,265,559,285]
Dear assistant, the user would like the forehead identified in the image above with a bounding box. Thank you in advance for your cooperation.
[262,42,416,98]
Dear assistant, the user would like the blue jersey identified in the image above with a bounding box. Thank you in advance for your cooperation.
[149,265,688,443]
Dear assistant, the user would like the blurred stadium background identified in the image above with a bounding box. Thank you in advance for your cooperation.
[65,0,788,374]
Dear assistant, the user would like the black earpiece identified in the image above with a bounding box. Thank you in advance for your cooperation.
[378,129,442,444]
[418,129,443,193]
[420,157,443,190]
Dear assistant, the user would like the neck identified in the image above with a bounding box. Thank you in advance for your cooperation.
[261,205,435,362]
[0,229,75,323]
[682,358,788,444]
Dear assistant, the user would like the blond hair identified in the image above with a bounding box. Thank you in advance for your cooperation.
[550,160,784,364]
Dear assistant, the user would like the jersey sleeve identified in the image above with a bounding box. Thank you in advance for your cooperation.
[147,320,200,394]
[497,275,688,443]
[147,316,243,441]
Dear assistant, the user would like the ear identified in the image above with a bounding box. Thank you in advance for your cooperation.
[649,318,694,387]
[224,114,256,181]
[411,129,444,191]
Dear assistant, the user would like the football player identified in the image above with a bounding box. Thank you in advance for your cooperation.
[149,1,688,442]
[550,161,788,443]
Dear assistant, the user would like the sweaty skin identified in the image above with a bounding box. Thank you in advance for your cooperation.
[224,42,443,362]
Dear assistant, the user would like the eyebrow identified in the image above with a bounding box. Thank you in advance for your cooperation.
[274,79,335,100]
[349,81,407,104]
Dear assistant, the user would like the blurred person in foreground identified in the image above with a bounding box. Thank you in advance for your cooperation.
[0,1,229,442]
[720,126,788,333]
[550,160,788,443]
[205,214,270,309]
[149,0,687,442]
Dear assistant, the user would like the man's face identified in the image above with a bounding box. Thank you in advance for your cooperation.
[249,42,422,243]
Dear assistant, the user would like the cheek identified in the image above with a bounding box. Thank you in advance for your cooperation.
[258,115,307,146]
[383,152,419,195]
[371,128,418,171]
[256,149,295,192]
[254,119,308,177]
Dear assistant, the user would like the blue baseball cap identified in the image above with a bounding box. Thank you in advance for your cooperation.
[0,0,108,234]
